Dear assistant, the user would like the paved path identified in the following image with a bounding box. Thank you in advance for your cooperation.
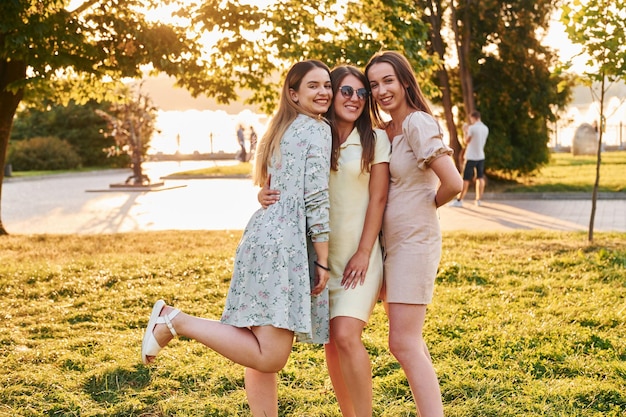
[2,161,625,235]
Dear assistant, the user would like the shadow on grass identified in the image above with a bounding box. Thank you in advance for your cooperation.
[85,366,152,404]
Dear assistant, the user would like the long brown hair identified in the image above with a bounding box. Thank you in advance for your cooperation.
[365,51,433,129]
[253,60,331,186]
[326,65,376,173]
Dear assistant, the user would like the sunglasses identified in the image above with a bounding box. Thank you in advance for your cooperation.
[339,85,369,100]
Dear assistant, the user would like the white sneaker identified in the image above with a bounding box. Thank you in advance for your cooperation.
[450,199,463,207]
[475,200,482,206]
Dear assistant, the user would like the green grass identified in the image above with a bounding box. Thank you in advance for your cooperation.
[6,166,120,178]
[497,151,626,193]
[167,162,253,177]
[1,230,625,416]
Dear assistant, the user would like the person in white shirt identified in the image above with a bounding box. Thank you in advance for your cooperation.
[451,110,489,207]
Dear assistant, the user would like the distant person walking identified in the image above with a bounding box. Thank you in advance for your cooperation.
[451,110,489,207]
[249,126,258,160]
[236,124,247,161]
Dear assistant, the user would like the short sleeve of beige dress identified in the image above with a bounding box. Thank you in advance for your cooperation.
[381,111,452,305]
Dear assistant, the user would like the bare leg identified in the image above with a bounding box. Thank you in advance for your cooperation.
[245,368,278,417]
[146,305,294,373]
[325,342,354,417]
[476,177,485,201]
[458,180,470,201]
[386,303,443,417]
[325,316,372,417]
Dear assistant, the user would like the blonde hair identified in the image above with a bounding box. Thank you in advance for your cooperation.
[253,60,331,186]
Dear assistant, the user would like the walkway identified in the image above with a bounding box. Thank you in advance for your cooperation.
[2,161,624,235]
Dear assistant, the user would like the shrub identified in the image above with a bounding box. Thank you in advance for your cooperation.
[11,100,130,168]
[8,136,82,171]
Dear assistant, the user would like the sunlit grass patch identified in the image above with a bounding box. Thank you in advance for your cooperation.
[170,162,252,177]
[0,230,624,416]
[501,151,626,192]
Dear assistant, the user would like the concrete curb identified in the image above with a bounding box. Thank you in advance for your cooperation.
[478,192,626,200]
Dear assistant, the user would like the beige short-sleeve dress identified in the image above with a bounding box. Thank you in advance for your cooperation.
[328,127,391,322]
[381,111,452,305]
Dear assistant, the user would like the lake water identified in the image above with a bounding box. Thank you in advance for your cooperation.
[150,108,270,155]
[149,101,625,156]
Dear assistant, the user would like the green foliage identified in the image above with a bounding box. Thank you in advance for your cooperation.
[0,0,206,232]
[0,230,624,416]
[561,0,626,82]
[454,0,571,176]
[0,0,202,106]
[192,0,434,113]
[8,136,81,171]
[10,100,128,167]
[0,0,574,228]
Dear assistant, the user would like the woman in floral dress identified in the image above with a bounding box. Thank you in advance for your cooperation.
[141,60,334,417]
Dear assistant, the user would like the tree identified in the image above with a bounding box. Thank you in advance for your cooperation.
[561,0,626,242]
[420,0,465,167]
[0,0,206,235]
[418,0,571,177]
[96,85,158,185]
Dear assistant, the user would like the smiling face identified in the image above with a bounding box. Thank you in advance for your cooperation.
[366,62,407,116]
[333,74,368,125]
[289,67,333,115]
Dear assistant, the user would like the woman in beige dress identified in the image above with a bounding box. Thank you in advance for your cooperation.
[365,51,463,417]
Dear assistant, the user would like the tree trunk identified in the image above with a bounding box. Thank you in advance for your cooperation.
[425,0,462,169]
[588,75,605,242]
[452,0,476,118]
[0,59,27,236]
[127,121,147,185]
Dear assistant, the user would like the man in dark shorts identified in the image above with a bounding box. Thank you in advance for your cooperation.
[451,110,489,207]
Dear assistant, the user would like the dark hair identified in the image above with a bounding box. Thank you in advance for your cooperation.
[470,110,481,119]
[365,51,433,129]
[326,65,376,173]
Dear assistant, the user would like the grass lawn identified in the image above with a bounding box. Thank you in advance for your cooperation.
[6,166,121,178]
[1,230,624,416]
[496,151,626,193]
[165,162,253,178]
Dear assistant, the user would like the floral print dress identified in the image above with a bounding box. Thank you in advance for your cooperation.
[221,114,332,343]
